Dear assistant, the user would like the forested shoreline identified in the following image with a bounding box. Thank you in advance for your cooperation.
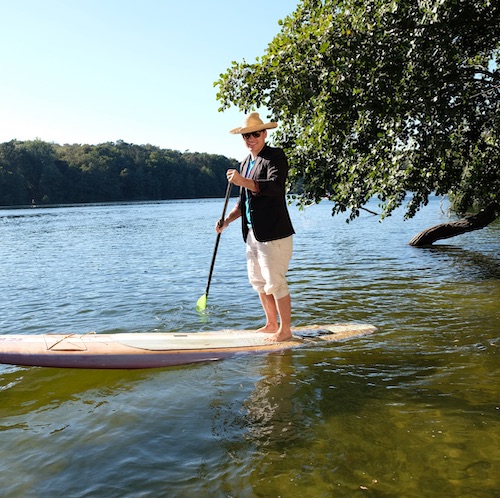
[0,139,239,206]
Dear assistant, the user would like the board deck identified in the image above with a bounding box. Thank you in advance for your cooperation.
[0,323,376,369]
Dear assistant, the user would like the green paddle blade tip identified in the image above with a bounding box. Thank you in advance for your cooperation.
[196,294,207,312]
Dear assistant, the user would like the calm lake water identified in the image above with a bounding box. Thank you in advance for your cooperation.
[0,197,498,498]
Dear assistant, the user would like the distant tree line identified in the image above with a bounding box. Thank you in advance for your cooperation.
[0,139,239,206]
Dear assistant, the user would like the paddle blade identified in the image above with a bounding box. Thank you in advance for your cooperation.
[196,294,207,312]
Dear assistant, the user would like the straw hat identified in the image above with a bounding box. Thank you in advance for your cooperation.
[229,112,278,134]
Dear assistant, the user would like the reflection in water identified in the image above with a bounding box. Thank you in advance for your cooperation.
[426,245,500,280]
[0,366,155,428]
[205,336,500,497]
[244,352,299,447]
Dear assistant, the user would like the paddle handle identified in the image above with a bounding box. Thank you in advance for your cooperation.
[204,182,232,297]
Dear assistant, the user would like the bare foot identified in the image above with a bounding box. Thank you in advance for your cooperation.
[264,329,293,342]
[257,324,278,333]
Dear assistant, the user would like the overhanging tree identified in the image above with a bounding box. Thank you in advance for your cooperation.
[215,0,499,245]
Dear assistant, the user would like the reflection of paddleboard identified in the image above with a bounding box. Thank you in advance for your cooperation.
[0,323,376,369]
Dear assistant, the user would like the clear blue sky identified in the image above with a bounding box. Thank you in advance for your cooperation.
[0,1,298,161]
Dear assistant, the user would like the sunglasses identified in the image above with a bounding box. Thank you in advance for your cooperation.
[242,131,264,139]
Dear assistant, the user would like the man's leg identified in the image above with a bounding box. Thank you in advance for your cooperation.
[265,293,292,342]
[247,232,293,339]
[257,292,279,332]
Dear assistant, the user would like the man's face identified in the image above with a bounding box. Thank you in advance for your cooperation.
[242,129,267,154]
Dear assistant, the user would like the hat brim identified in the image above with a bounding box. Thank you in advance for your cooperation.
[229,122,278,134]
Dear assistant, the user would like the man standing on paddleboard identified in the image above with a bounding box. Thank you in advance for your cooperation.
[216,112,295,342]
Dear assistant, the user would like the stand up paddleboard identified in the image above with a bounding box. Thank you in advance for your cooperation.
[0,323,376,369]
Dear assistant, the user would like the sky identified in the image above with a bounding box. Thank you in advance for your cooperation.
[0,0,298,161]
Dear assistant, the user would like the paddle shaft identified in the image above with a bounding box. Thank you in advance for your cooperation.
[203,182,232,298]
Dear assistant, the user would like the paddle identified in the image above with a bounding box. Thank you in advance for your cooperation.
[196,181,232,312]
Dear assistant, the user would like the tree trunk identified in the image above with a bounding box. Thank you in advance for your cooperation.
[408,202,499,247]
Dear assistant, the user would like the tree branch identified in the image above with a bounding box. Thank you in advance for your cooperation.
[409,202,499,246]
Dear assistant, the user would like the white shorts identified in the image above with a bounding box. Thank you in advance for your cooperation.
[246,230,293,300]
